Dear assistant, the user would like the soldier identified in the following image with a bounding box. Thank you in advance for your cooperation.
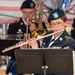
[22,9,75,75]
[27,9,75,53]
[6,0,47,75]
[15,8,75,75]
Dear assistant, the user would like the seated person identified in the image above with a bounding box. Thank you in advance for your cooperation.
[18,9,75,75]
[27,9,75,50]
[6,0,47,75]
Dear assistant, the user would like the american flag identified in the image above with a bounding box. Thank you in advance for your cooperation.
[0,0,24,24]
[0,0,75,24]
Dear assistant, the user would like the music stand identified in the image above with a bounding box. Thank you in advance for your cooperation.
[0,39,19,56]
[15,49,73,75]
[0,34,23,56]
[45,49,73,74]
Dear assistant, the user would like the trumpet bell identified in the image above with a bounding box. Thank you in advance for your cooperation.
[31,28,47,38]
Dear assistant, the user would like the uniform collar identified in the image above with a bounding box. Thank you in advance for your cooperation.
[22,17,28,25]
[51,34,61,41]
[52,29,65,41]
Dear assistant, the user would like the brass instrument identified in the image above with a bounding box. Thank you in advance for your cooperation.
[24,18,30,48]
[31,1,47,38]
[31,16,47,38]
[24,33,30,48]
[2,29,64,53]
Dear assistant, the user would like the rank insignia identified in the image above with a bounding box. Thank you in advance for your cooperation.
[65,36,70,41]
[30,2,34,8]
[52,12,59,19]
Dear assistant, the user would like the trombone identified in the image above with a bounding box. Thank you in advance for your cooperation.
[2,29,64,53]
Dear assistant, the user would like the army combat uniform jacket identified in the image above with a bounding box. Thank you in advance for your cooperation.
[42,30,75,50]
[6,17,47,74]
[7,18,47,35]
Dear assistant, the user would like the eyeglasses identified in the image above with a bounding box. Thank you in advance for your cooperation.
[51,22,63,26]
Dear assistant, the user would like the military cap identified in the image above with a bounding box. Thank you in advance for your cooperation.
[48,9,65,22]
[20,0,35,9]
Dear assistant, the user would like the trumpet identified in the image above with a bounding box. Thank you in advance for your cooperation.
[2,29,64,53]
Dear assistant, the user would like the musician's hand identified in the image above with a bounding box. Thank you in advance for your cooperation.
[17,41,26,49]
[27,38,39,49]
[28,22,36,32]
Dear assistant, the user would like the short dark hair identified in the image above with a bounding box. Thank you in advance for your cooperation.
[61,16,67,22]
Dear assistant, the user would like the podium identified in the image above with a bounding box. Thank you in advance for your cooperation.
[15,49,74,75]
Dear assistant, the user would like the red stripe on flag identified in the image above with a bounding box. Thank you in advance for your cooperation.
[0,18,17,24]
[0,6,20,11]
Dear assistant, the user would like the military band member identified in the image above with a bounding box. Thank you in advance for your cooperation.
[17,9,75,75]
[6,0,47,75]
[27,9,75,52]
[23,9,75,75]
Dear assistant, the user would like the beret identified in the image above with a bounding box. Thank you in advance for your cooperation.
[20,0,35,9]
[48,9,65,22]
